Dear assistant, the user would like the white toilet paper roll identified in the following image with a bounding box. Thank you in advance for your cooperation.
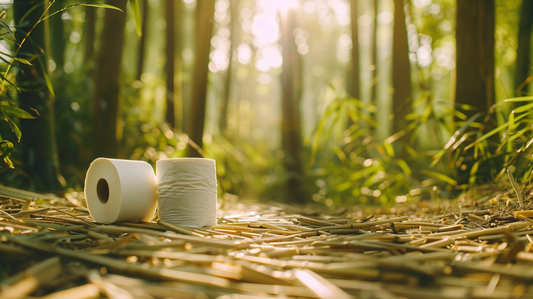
[84,158,157,223]
[157,158,217,227]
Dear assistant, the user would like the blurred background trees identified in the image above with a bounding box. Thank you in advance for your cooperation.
[0,0,532,206]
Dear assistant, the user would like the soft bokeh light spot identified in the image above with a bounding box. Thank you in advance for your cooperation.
[182,0,196,9]
[413,0,432,8]
[69,31,81,44]
[237,44,252,64]
[259,46,282,69]
[258,0,297,12]
[378,11,393,24]
[252,12,280,47]
[302,1,315,14]
[417,45,432,68]
[359,15,372,27]
[363,159,373,167]
[338,34,352,47]
[331,0,351,26]
[257,73,272,85]
[63,62,74,73]
[395,195,407,203]
[255,59,270,72]
[48,59,56,72]
[182,48,194,61]
[155,19,166,30]
[297,44,309,55]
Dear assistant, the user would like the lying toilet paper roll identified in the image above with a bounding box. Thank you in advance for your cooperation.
[85,158,157,223]
[157,158,217,227]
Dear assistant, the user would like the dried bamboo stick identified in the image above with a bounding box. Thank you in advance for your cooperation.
[116,249,220,263]
[0,243,33,255]
[278,224,315,231]
[5,235,232,288]
[230,281,318,298]
[159,220,196,235]
[394,222,447,230]
[0,221,39,232]
[453,260,533,280]
[259,222,290,231]
[421,222,531,248]
[41,283,100,299]
[350,216,409,229]
[297,216,339,226]
[92,225,248,248]
[236,260,293,285]
[0,257,63,298]
[294,269,354,299]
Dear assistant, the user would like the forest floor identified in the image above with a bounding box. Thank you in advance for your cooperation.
[1,184,533,298]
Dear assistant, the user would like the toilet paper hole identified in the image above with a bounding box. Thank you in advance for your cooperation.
[97,179,110,204]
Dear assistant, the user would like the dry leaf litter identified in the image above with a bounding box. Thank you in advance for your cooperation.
[1,183,533,298]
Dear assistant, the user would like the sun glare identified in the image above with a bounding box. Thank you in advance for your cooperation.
[258,0,298,13]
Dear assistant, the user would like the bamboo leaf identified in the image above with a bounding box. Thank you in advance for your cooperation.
[382,142,395,158]
[129,0,142,37]
[349,167,376,182]
[396,159,412,176]
[0,140,13,156]
[464,123,508,151]
[468,161,480,185]
[0,20,14,39]
[0,105,36,119]
[0,140,14,169]
[41,2,123,22]
[79,2,123,11]
[0,72,20,91]
[0,109,22,142]
[335,181,352,192]
[43,69,55,97]
[444,112,484,150]
[513,102,533,114]
[420,169,457,186]
[0,50,33,66]
[508,126,531,144]
[3,156,13,168]
[8,117,22,142]
[503,96,533,102]
[310,99,339,164]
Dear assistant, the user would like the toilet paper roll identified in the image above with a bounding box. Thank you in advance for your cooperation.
[157,158,217,227]
[85,158,157,223]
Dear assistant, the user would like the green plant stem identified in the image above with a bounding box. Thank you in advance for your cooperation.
[507,168,523,207]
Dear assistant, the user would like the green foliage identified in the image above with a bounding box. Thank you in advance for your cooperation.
[430,96,533,189]
[0,1,124,172]
[308,89,417,206]
[308,86,480,206]
[128,0,142,37]
[0,15,38,169]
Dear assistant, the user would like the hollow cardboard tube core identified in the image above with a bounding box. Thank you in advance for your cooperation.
[97,178,110,204]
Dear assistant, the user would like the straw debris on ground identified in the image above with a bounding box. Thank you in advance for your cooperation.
[1,184,533,298]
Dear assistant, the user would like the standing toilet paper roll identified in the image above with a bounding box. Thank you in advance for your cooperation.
[157,158,217,227]
[85,158,157,223]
